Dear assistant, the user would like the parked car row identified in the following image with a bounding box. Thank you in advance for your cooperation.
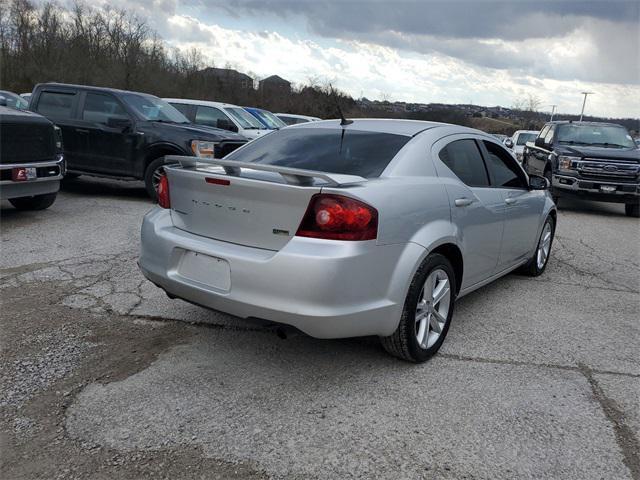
[1,83,326,204]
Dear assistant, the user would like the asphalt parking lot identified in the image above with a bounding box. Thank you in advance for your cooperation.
[1,176,639,480]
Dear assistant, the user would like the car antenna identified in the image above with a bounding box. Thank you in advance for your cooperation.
[330,84,353,126]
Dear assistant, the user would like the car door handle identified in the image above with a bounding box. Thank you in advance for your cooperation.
[505,197,518,205]
[76,128,89,134]
[454,198,474,207]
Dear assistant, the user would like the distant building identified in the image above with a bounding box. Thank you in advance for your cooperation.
[199,67,254,91]
[259,75,291,96]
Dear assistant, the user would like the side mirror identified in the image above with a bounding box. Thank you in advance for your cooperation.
[529,174,549,190]
[504,138,514,149]
[107,117,132,131]
[534,137,546,149]
[216,118,238,133]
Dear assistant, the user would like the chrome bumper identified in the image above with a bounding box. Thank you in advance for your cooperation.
[0,157,64,200]
[553,173,639,197]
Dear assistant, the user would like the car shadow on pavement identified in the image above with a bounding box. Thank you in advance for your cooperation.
[60,176,150,200]
[556,196,627,216]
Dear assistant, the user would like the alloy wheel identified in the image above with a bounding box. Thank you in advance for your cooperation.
[536,221,552,270]
[415,268,451,349]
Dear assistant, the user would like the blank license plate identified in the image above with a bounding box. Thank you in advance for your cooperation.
[178,251,231,291]
[600,185,616,193]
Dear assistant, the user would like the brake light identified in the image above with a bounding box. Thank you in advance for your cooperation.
[296,194,378,241]
[157,174,170,209]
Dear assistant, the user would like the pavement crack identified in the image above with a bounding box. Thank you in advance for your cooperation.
[439,353,640,379]
[578,363,640,480]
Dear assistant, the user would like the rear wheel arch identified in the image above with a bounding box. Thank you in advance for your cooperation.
[430,243,463,295]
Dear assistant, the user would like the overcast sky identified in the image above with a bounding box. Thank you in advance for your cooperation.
[91,0,639,118]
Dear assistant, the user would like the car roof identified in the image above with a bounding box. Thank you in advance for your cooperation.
[514,130,539,134]
[545,120,624,128]
[287,118,486,137]
[275,113,321,121]
[33,82,156,98]
[164,98,240,109]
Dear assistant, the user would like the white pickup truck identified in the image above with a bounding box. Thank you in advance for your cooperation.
[504,130,539,163]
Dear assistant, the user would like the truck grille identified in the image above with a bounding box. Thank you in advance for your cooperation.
[577,160,639,184]
[0,123,56,164]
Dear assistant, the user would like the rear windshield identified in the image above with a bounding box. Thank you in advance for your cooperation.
[225,127,411,178]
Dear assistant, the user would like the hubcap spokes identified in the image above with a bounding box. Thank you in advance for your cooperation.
[415,269,451,349]
[537,223,552,269]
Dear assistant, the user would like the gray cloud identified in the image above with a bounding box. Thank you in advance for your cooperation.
[209,0,639,85]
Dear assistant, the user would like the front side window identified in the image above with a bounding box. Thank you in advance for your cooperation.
[82,93,128,124]
[556,124,635,148]
[225,127,411,178]
[171,102,191,117]
[36,91,76,119]
[544,127,555,145]
[439,139,489,187]
[195,106,230,128]
[482,141,527,188]
[121,94,189,123]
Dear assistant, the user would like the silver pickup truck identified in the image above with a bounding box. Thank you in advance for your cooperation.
[0,106,64,210]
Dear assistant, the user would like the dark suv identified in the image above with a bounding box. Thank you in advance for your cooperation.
[29,83,247,197]
[522,121,639,217]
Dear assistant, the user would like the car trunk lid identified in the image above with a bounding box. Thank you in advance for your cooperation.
[165,157,367,251]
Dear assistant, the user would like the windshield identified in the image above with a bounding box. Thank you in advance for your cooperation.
[556,124,635,148]
[225,107,264,129]
[249,108,285,129]
[0,90,29,110]
[225,127,411,178]
[516,133,538,145]
[121,94,189,123]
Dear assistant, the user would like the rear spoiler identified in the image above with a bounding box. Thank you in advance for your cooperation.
[164,155,367,187]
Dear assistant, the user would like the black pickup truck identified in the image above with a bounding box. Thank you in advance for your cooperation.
[522,121,639,217]
[29,83,247,198]
[0,106,64,210]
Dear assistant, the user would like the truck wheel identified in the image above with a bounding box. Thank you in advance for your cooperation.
[9,192,57,211]
[144,157,177,200]
[380,253,455,363]
[625,203,639,218]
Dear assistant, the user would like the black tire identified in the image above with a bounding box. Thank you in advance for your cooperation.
[9,192,57,211]
[380,253,456,363]
[625,203,639,218]
[520,215,555,277]
[144,157,177,200]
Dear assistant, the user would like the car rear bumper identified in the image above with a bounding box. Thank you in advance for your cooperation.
[0,158,64,200]
[139,208,423,338]
[553,174,639,204]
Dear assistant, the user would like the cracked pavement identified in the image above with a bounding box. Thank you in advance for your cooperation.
[1,177,639,479]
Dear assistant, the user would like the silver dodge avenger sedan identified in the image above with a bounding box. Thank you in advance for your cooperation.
[139,119,556,362]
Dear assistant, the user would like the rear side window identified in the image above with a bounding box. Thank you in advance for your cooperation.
[171,102,191,117]
[82,93,128,124]
[36,91,76,119]
[225,128,411,178]
[482,141,527,188]
[439,139,489,187]
[194,106,229,128]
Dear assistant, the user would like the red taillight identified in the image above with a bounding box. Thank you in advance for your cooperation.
[157,174,171,209]
[296,194,378,241]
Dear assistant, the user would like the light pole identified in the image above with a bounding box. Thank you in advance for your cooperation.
[548,104,557,121]
[579,92,594,122]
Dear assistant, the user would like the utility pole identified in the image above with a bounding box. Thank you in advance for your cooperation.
[548,104,557,121]
[579,92,594,122]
